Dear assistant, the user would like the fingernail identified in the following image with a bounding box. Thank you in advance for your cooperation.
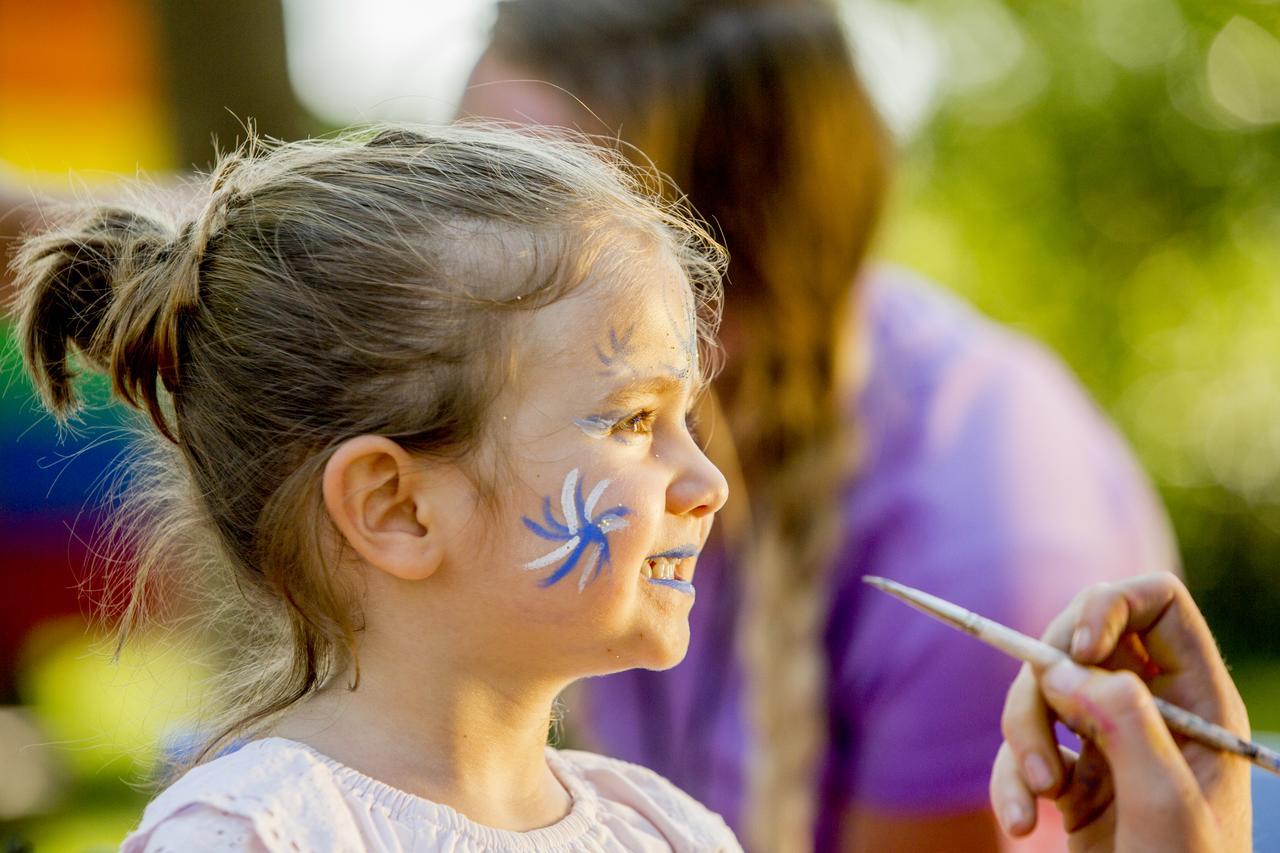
[1070,626,1091,658]
[1001,802,1029,833]
[1042,659,1089,695]
[1023,752,1053,792]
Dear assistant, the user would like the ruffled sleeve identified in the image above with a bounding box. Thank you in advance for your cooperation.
[125,804,269,852]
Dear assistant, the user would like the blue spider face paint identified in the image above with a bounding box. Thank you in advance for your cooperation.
[522,468,632,592]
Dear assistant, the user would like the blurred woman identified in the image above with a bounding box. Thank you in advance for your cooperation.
[460,1,1178,850]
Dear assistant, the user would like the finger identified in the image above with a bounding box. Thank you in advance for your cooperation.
[1038,659,1203,816]
[1068,581,1123,664]
[1068,573,1216,678]
[1001,663,1064,795]
[1070,584,1162,677]
[1039,586,1090,651]
[1064,574,1250,730]
[990,742,1038,837]
[1055,740,1114,833]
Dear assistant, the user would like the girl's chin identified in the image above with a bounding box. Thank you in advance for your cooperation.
[642,642,690,672]
[638,585,695,668]
[626,620,693,672]
[579,620,691,677]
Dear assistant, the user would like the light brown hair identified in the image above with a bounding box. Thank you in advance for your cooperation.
[9,123,725,764]
[488,1,891,847]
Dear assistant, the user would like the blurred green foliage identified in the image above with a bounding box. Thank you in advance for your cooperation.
[877,0,1280,663]
[0,623,210,851]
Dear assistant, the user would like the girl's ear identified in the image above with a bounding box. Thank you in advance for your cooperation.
[322,436,444,581]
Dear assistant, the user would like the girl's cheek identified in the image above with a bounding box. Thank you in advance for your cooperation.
[513,465,642,595]
[614,486,662,549]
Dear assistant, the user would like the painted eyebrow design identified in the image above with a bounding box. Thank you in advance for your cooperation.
[596,374,688,407]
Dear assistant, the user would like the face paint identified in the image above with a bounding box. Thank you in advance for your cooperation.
[572,415,613,439]
[648,577,695,596]
[594,325,637,376]
[680,299,698,377]
[522,468,631,592]
[648,546,698,559]
[573,304,695,438]
[659,290,699,380]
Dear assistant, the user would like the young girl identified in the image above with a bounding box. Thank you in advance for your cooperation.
[10,124,740,851]
[461,3,1177,849]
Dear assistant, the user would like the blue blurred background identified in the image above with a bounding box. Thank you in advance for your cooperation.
[1,0,1277,848]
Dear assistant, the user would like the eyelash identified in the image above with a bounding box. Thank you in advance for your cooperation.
[606,408,700,440]
[610,409,657,437]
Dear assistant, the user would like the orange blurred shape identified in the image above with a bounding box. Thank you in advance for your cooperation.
[0,0,173,174]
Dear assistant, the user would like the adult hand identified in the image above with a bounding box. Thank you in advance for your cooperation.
[989,572,1251,852]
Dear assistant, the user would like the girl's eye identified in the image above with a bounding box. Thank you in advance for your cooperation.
[611,409,656,437]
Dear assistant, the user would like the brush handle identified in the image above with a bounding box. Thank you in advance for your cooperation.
[1153,696,1280,775]
[861,576,1280,776]
[984,618,1280,777]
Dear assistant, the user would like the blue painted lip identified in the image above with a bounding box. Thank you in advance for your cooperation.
[648,577,696,596]
[646,545,699,560]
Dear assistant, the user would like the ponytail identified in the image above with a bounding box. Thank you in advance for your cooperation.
[12,205,194,442]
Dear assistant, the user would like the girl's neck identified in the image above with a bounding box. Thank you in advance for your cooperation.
[272,659,572,831]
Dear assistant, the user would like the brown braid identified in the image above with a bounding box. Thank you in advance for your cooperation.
[485,1,891,847]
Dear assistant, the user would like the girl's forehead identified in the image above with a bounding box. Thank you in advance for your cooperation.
[522,249,696,379]
[590,254,691,326]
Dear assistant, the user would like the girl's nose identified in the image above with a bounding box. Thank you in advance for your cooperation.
[667,443,730,518]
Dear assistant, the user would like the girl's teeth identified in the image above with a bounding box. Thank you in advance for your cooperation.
[642,558,682,581]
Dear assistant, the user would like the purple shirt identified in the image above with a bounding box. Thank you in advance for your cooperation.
[577,269,1177,848]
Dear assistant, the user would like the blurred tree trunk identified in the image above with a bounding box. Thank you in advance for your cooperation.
[152,0,313,170]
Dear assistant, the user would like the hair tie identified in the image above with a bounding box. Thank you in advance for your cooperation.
[189,163,240,270]
[158,162,240,395]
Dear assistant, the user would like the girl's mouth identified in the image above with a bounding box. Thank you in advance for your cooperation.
[641,547,697,596]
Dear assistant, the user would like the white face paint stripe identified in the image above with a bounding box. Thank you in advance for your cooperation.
[561,468,580,534]
[522,469,633,592]
[598,515,629,533]
[576,550,602,592]
[583,478,610,520]
[573,416,611,439]
[523,537,580,570]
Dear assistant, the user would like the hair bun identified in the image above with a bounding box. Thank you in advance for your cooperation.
[11,203,196,441]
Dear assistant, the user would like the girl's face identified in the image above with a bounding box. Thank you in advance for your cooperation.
[436,242,728,679]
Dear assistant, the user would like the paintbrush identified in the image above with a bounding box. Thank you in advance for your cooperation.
[862,575,1280,776]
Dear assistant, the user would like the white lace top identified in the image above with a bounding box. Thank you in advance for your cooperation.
[120,738,741,852]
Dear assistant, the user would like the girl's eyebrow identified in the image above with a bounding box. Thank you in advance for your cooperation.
[598,374,686,407]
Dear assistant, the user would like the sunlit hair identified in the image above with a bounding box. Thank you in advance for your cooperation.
[9,123,725,766]
[489,0,891,847]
